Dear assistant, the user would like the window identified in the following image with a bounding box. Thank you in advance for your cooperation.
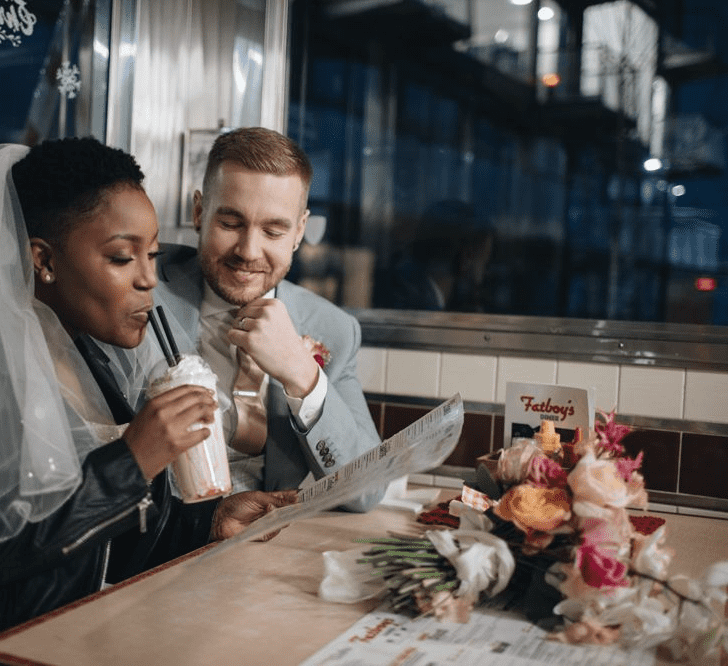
[287,0,727,325]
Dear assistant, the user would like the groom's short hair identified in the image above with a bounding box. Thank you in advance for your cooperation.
[202,127,312,200]
[12,137,145,245]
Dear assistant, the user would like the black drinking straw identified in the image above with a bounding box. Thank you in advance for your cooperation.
[148,308,175,367]
[156,305,181,364]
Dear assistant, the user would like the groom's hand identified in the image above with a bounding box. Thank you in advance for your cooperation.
[228,297,319,398]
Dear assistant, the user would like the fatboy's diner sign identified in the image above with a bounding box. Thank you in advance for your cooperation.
[503,382,594,448]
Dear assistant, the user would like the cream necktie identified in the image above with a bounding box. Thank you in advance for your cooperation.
[230,346,267,455]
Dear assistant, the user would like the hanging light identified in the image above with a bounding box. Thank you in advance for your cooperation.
[643,157,662,172]
[538,7,555,20]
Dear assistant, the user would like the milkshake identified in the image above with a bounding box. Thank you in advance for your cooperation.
[147,354,232,502]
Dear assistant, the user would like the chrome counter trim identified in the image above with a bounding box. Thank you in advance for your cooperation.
[614,414,728,437]
[365,392,503,415]
[352,309,728,371]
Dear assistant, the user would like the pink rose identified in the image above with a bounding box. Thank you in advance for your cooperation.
[301,335,331,368]
[579,511,633,556]
[578,509,635,565]
[528,455,568,488]
[576,543,629,589]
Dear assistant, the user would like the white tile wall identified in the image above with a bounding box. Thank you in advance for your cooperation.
[385,349,440,397]
[618,366,685,419]
[495,357,557,402]
[439,352,497,402]
[684,370,728,424]
[357,346,387,393]
[556,361,620,412]
[364,347,726,426]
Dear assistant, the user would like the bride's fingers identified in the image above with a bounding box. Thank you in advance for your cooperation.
[149,384,215,408]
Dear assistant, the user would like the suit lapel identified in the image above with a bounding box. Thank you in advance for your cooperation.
[156,245,205,345]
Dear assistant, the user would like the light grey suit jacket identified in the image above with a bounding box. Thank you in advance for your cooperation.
[154,244,384,512]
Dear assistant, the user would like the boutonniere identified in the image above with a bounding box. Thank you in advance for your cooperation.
[301,335,331,368]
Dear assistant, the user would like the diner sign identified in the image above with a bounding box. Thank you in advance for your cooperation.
[503,382,593,448]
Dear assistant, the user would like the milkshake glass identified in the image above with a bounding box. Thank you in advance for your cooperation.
[147,354,231,502]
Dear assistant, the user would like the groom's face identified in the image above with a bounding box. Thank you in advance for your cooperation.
[194,161,308,307]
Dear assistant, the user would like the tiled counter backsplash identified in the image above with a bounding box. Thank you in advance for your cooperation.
[358,346,728,517]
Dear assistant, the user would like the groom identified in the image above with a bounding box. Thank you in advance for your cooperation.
[155,127,383,512]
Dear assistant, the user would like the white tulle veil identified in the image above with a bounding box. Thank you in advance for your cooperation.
[0,143,164,542]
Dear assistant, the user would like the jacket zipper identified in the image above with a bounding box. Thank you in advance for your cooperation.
[62,491,154,556]
[99,539,112,590]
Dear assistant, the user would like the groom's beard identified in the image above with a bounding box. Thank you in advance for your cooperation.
[199,249,291,307]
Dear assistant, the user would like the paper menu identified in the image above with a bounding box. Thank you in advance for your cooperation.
[298,605,655,666]
[503,382,594,449]
[206,394,464,551]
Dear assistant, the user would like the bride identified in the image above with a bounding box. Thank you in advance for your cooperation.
[0,137,295,629]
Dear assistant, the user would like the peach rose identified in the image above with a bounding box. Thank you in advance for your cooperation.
[494,484,571,534]
[568,451,629,513]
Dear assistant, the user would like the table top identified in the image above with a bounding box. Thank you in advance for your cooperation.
[1,491,726,666]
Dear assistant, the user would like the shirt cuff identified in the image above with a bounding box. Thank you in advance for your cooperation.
[286,366,328,430]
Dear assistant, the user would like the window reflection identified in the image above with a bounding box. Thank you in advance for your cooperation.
[0,0,108,144]
[288,0,727,325]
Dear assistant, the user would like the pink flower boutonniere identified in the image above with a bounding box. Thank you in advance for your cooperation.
[301,335,331,368]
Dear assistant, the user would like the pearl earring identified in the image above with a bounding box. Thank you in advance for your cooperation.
[43,273,52,283]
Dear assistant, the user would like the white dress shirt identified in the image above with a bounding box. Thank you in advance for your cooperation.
[197,284,328,490]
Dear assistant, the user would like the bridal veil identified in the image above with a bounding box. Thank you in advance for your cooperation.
[0,143,160,542]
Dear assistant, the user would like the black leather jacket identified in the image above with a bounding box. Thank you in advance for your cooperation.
[0,337,220,632]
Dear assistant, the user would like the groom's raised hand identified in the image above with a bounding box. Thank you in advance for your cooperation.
[228,297,319,399]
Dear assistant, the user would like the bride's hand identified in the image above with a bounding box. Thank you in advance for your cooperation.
[210,490,299,541]
[122,385,217,481]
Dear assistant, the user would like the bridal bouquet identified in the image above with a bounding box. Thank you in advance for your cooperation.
[319,411,728,665]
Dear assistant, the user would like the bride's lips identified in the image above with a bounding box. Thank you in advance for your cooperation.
[131,309,152,325]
